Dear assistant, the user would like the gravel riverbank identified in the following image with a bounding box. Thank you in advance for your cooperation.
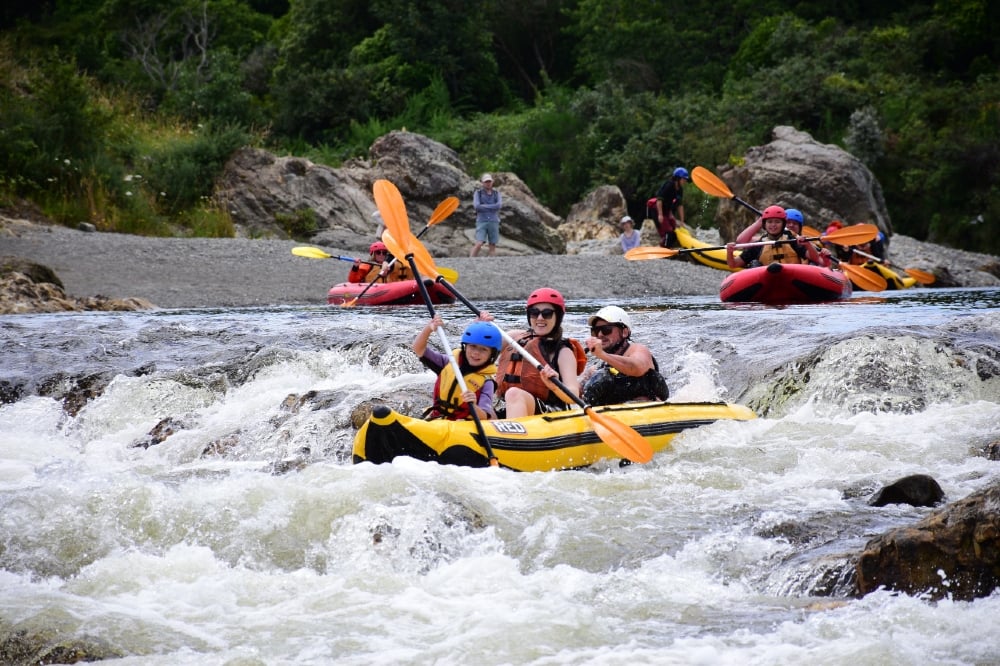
[2,217,997,309]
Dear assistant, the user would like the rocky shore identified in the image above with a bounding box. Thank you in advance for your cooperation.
[2,216,999,312]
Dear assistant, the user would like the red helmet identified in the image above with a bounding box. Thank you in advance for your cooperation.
[369,241,388,254]
[761,205,787,221]
[526,287,565,311]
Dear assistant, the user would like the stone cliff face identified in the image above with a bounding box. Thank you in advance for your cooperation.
[711,126,892,243]
[213,131,566,258]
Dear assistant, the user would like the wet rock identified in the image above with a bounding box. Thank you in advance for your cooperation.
[0,264,154,314]
[856,480,1000,601]
[869,474,945,507]
[131,416,191,449]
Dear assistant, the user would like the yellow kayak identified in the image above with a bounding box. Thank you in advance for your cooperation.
[353,401,757,472]
[855,261,918,290]
[676,227,741,272]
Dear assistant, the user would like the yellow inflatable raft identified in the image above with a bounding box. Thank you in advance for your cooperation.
[353,401,757,472]
[675,227,741,272]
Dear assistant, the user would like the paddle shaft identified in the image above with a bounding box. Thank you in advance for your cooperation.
[404,254,498,466]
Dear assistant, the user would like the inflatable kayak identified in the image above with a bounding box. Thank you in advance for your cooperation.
[676,227,741,272]
[719,262,853,304]
[326,279,456,306]
[854,261,917,291]
[353,401,757,471]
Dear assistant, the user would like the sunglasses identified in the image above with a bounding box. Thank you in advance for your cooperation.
[590,323,621,336]
[373,250,388,256]
[527,308,557,320]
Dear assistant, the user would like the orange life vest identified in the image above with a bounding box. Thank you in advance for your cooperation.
[496,335,586,404]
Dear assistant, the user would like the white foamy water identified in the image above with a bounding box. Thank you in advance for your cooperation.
[2,289,1000,664]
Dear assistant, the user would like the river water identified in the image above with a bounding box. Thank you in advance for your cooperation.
[2,287,1000,665]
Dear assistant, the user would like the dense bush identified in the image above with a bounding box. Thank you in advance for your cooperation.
[1,1,997,251]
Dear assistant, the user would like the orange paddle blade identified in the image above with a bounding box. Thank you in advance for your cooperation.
[691,166,735,199]
[428,196,460,225]
[586,407,654,463]
[819,223,879,246]
[373,179,411,244]
[624,246,680,260]
[837,261,888,292]
[903,267,936,285]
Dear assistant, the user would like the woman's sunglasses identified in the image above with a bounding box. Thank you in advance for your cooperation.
[590,324,621,336]
[527,308,556,320]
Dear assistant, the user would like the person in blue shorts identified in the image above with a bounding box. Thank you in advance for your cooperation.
[470,173,502,257]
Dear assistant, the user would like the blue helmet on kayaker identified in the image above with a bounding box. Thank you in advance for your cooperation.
[673,167,690,181]
[462,321,502,351]
[785,209,804,225]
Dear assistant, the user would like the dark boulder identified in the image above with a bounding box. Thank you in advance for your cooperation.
[856,481,1000,601]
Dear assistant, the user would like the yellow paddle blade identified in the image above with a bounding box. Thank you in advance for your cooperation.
[429,196,460,225]
[586,407,654,464]
[292,246,333,259]
[838,262,888,292]
[691,166,736,199]
[624,246,680,260]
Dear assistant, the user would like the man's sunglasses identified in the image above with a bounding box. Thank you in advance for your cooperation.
[527,308,556,320]
[590,323,621,336]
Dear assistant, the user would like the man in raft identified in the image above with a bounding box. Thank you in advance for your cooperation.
[581,306,669,406]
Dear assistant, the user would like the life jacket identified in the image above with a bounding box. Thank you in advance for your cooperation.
[363,261,410,283]
[582,353,669,406]
[757,230,802,265]
[426,350,496,421]
[496,335,587,405]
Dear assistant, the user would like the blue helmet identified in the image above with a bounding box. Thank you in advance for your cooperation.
[461,322,502,350]
[673,167,690,180]
[785,209,804,226]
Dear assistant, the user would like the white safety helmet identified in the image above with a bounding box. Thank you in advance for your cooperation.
[588,305,633,330]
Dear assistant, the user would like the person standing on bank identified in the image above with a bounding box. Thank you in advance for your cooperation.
[470,173,502,257]
[581,306,669,406]
[655,167,691,248]
[619,215,641,253]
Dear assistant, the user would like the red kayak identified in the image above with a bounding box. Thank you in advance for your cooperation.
[719,263,852,304]
[326,279,456,306]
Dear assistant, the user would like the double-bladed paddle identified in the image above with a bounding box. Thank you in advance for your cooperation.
[375,179,654,465]
[624,224,881,260]
[846,247,935,285]
[373,181,499,466]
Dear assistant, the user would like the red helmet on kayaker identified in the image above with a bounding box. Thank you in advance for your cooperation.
[369,241,388,254]
[527,287,565,311]
[761,205,787,221]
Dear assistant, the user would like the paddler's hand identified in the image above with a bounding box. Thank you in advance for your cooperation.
[461,389,477,405]
[477,311,494,322]
[585,336,604,358]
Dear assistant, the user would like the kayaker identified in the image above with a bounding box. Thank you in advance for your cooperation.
[727,205,823,268]
[495,287,586,418]
[581,306,669,406]
[785,209,833,267]
[348,241,410,283]
[412,315,501,421]
[654,167,690,248]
